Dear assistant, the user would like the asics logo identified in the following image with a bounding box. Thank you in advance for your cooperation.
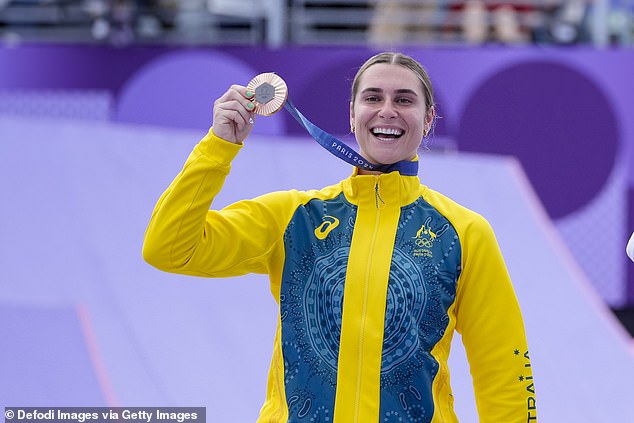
[314,215,340,240]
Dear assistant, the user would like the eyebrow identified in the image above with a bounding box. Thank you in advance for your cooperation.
[361,87,419,96]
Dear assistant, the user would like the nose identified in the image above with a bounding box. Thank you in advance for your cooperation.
[378,101,397,119]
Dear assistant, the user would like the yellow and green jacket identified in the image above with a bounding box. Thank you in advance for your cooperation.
[143,129,537,423]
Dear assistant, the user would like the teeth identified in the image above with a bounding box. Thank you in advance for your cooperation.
[372,127,402,136]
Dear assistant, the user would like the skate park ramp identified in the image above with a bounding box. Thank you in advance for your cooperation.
[0,303,109,406]
[1,115,633,421]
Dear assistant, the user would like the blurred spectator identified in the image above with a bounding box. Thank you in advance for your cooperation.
[461,0,536,44]
[110,0,136,44]
[83,0,137,45]
[606,0,631,44]
[369,0,442,44]
[532,0,591,44]
[493,4,527,43]
[175,0,212,42]
[83,0,110,40]
[370,0,534,45]
[462,0,488,43]
[0,0,621,46]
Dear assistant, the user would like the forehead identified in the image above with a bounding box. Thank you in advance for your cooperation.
[357,63,423,94]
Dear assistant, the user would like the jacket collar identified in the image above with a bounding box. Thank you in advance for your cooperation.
[342,168,422,208]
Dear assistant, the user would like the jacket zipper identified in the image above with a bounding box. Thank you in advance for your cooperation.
[374,178,385,208]
[353,176,383,421]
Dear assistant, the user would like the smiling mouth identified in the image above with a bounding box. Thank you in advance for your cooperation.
[372,127,403,141]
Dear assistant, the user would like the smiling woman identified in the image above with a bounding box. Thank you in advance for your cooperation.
[350,55,435,170]
[142,52,537,423]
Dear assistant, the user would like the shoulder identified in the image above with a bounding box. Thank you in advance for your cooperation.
[248,180,345,210]
[421,188,508,282]
[421,186,491,233]
[419,186,501,258]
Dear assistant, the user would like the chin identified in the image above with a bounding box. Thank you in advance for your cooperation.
[370,151,405,165]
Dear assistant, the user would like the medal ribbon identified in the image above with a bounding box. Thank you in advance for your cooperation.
[283,100,418,176]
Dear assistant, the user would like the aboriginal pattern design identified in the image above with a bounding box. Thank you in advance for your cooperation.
[280,194,461,422]
[378,198,461,422]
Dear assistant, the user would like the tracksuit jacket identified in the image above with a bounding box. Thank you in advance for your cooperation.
[143,129,537,423]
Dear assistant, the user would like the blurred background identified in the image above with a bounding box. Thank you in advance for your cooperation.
[0,0,632,46]
[1,1,633,422]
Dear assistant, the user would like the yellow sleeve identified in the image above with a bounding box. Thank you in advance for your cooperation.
[454,215,537,423]
[142,128,296,278]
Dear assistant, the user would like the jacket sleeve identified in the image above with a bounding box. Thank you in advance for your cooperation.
[454,216,537,423]
[142,128,292,278]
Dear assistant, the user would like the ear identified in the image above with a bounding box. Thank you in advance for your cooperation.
[349,101,355,130]
[424,106,436,132]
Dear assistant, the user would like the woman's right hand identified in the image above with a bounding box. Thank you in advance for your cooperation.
[212,84,256,144]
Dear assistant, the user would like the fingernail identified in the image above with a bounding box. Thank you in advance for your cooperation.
[247,102,255,110]
[246,91,254,98]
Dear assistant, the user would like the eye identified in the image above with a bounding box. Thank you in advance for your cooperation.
[364,95,381,103]
[395,97,413,104]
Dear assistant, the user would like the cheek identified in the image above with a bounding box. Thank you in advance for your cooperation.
[352,104,373,122]
[352,107,361,123]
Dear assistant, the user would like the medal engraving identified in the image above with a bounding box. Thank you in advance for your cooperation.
[255,83,275,104]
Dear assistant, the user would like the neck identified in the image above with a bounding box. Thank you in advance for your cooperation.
[355,155,419,176]
[357,168,383,176]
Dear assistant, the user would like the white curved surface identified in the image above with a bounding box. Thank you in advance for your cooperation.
[0,116,632,421]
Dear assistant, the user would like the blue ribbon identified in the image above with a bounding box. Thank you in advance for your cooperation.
[283,100,418,176]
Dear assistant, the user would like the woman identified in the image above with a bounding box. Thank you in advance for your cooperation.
[143,52,536,422]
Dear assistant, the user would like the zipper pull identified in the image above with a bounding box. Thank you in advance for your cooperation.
[375,177,385,208]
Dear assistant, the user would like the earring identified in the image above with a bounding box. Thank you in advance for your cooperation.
[351,124,355,133]
[423,127,430,137]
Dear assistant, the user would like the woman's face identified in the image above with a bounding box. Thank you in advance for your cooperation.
[350,63,433,170]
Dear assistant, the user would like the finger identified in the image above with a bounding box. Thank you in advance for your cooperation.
[229,84,253,98]
[216,99,252,124]
[215,85,248,107]
[213,107,245,132]
[216,105,249,129]
[215,92,255,118]
[228,85,256,110]
[212,85,256,142]
[225,85,255,106]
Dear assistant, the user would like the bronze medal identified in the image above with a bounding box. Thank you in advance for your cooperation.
[246,73,288,116]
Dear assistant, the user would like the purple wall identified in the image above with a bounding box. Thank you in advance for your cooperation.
[1,44,633,302]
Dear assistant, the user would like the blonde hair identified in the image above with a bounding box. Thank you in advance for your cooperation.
[351,52,435,110]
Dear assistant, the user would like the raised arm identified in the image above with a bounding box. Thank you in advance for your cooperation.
[142,85,288,277]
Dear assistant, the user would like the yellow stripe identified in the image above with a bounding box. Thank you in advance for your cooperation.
[353,209,381,420]
[333,180,401,422]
